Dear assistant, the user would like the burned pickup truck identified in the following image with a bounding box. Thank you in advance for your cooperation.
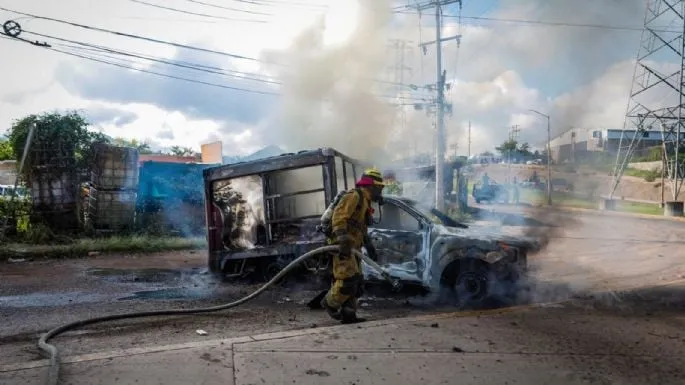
[202,148,539,305]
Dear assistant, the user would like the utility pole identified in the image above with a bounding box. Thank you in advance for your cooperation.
[388,39,413,94]
[508,124,520,161]
[529,109,553,206]
[507,124,520,181]
[414,0,462,211]
[468,121,471,158]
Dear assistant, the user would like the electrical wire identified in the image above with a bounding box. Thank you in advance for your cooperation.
[1,6,429,92]
[231,0,328,9]
[180,0,274,16]
[396,10,679,33]
[3,30,430,104]
[48,46,282,95]
[128,0,269,23]
[23,30,282,85]
[0,6,281,65]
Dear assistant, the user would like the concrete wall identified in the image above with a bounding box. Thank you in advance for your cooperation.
[0,160,17,184]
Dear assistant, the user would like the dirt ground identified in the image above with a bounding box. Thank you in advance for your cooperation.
[469,163,670,202]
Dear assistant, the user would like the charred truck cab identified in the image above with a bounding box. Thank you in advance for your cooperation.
[203,148,366,282]
[203,147,539,306]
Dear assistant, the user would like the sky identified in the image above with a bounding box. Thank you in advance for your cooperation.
[0,0,679,164]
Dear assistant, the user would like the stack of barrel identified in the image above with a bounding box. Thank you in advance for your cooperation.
[87,144,140,233]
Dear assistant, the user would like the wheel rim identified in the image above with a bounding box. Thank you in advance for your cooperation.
[455,271,488,301]
[263,262,285,283]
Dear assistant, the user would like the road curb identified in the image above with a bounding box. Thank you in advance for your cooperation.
[0,301,554,373]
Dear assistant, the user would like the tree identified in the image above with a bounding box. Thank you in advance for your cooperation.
[169,145,195,157]
[112,137,153,154]
[0,137,13,160]
[495,139,533,160]
[495,139,518,157]
[518,142,531,154]
[7,111,110,181]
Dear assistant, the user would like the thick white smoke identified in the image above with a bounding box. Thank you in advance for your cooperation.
[265,0,400,166]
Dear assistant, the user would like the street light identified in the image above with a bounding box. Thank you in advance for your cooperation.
[528,109,553,206]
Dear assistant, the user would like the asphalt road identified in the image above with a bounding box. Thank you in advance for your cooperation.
[1,208,684,382]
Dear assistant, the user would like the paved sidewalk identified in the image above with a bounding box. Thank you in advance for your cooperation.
[2,300,684,385]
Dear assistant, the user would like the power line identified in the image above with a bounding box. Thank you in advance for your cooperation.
[128,0,269,22]
[181,0,274,16]
[0,32,280,95]
[49,46,281,94]
[24,30,282,85]
[0,6,281,64]
[230,0,328,8]
[396,10,678,33]
[3,28,431,104]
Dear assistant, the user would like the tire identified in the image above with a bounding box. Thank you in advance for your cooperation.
[261,259,289,284]
[440,259,495,309]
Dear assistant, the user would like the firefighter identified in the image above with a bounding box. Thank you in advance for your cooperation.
[321,167,386,324]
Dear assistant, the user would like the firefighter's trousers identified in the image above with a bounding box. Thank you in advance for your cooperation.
[324,252,364,311]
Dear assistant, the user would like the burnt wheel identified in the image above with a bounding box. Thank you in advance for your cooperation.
[261,260,289,284]
[454,262,490,306]
[441,258,494,309]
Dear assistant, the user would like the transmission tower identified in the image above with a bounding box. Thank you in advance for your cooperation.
[386,38,414,156]
[609,0,685,204]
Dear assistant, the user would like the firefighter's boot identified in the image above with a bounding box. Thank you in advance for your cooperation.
[340,299,366,324]
[320,298,342,321]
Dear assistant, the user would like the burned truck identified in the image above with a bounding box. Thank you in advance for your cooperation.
[203,147,539,305]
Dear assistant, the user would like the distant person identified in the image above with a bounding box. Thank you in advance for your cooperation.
[530,170,539,184]
[383,171,403,196]
[482,172,490,186]
[512,176,520,205]
[458,173,468,213]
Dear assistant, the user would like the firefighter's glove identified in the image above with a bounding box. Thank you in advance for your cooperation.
[337,235,354,259]
[363,234,378,262]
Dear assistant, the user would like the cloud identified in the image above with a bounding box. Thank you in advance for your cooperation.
[83,106,138,126]
[55,47,279,127]
[379,0,670,156]
[156,129,175,140]
[1,0,677,160]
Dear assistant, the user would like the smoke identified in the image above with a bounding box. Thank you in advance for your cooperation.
[266,0,398,165]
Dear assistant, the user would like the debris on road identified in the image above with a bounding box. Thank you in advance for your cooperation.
[196,329,208,336]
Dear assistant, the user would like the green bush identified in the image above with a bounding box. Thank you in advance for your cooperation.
[643,170,659,182]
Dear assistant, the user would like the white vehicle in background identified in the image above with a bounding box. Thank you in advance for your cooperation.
[0,185,29,201]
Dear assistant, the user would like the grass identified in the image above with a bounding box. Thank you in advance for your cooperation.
[623,167,661,182]
[519,188,663,216]
[1,235,207,260]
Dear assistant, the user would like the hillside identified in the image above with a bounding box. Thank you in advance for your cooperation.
[468,163,672,203]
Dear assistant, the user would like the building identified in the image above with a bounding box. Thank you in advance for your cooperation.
[549,128,685,163]
[0,160,17,185]
[138,154,200,164]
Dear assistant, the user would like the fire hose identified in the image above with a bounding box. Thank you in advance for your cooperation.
[38,245,402,385]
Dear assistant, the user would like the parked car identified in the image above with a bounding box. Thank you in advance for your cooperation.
[472,181,510,204]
